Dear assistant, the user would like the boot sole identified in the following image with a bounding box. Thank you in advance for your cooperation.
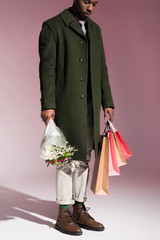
[55,223,83,236]
[77,222,105,231]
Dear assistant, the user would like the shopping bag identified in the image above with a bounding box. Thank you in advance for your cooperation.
[40,119,67,160]
[107,120,133,160]
[40,119,78,166]
[115,131,133,159]
[113,132,127,167]
[109,131,120,176]
[90,132,109,195]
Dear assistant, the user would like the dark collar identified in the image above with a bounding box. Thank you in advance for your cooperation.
[60,8,94,28]
[60,8,95,39]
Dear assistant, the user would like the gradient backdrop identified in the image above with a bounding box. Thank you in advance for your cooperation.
[0,1,160,238]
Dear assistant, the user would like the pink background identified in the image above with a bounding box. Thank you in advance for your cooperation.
[0,0,160,188]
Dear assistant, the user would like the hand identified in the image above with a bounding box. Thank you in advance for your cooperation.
[104,108,114,124]
[41,109,55,125]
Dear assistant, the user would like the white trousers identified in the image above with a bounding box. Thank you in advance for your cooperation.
[56,100,94,204]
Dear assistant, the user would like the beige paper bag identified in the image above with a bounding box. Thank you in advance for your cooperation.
[90,134,109,195]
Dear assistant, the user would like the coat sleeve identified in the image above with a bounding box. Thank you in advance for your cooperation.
[99,28,115,110]
[38,22,57,111]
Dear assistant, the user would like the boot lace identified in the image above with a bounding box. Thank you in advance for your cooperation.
[64,209,75,223]
[77,205,94,220]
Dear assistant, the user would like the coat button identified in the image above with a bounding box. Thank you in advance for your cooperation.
[81,94,84,99]
[79,58,83,63]
[79,40,83,45]
[80,77,83,81]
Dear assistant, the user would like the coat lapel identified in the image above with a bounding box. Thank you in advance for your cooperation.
[86,17,94,41]
[70,20,86,38]
[60,9,94,40]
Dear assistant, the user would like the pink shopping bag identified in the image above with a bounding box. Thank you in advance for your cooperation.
[109,131,120,176]
[113,132,127,167]
[115,131,133,160]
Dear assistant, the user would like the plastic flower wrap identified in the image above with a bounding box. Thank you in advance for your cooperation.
[40,119,78,166]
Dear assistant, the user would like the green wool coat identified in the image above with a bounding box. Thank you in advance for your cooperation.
[39,8,114,161]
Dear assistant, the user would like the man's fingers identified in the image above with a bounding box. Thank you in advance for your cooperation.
[104,108,114,123]
[45,118,50,126]
[110,111,114,122]
[41,113,55,124]
[41,109,55,123]
[45,116,52,124]
[104,114,108,124]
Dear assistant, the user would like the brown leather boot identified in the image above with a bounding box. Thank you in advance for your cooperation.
[55,207,82,235]
[72,204,105,231]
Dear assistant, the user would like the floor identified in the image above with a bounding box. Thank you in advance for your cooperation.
[0,174,159,240]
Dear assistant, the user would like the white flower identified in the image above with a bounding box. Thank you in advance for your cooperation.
[40,141,78,162]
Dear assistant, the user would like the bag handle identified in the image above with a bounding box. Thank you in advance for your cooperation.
[103,120,117,135]
[103,121,110,135]
[107,120,117,132]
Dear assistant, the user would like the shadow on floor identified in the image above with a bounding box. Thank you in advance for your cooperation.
[0,185,62,229]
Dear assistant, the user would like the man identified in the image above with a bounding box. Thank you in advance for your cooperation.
[39,0,115,236]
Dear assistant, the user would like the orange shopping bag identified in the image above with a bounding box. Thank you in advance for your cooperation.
[90,131,109,195]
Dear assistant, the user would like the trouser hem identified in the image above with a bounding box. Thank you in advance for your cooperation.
[56,198,87,205]
[73,197,87,203]
[56,199,72,205]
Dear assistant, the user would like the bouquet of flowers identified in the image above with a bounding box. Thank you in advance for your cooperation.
[40,119,78,166]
